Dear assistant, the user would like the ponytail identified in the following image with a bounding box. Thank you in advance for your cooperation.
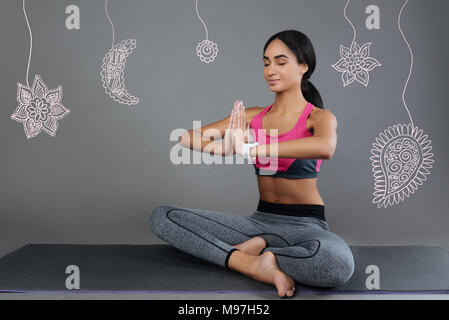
[301,78,323,109]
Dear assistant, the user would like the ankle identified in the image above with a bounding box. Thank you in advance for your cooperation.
[227,250,260,276]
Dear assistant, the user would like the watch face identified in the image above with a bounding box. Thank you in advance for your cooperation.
[248,126,256,143]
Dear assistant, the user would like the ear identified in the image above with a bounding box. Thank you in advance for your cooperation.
[300,63,309,75]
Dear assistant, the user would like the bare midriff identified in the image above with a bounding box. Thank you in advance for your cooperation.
[256,176,324,205]
[249,105,324,206]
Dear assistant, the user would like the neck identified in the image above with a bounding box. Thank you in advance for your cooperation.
[273,86,308,114]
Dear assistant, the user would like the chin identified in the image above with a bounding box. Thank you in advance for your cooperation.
[269,87,284,93]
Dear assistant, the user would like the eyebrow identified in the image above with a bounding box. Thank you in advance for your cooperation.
[263,54,289,60]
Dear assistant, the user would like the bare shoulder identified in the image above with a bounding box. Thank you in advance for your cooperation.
[245,106,265,123]
[311,108,337,126]
[310,108,338,137]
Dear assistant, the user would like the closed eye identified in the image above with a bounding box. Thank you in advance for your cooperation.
[264,63,286,67]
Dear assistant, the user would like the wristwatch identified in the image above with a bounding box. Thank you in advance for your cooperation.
[242,142,258,162]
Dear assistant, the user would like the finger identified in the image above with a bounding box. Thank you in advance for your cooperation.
[236,105,240,127]
[228,109,233,127]
[227,110,234,130]
[237,104,242,128]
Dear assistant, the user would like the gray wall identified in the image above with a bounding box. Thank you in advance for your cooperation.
[1,0,448,257]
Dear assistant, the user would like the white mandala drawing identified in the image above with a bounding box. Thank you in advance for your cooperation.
[12,75,70,139]
[370,0,434,208]
[101,0,139,105]
[195,0,218,63]
[332,0,381,87]
[11,0,70,139]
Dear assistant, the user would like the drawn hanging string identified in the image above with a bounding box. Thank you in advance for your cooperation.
[370,0,434,208]
[398,0,414,128]
[23,0,32,88]
[195,0,218,63]
[100,0,139,106]
[332,0,381,87]
[11,0,70,139]
[343,0,357,49]
[105,0,115,49]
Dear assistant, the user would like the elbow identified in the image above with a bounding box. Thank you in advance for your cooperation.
[324,151,333,160]
[178,130,192,147]
[322,151,331,160]
[323,141,336,160]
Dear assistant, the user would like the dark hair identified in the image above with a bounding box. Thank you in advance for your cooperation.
[263,30,324,109]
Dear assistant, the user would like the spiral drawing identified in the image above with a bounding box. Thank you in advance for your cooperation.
[195,0,218,63]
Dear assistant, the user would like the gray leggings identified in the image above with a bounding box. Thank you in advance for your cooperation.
[149,205,355,287]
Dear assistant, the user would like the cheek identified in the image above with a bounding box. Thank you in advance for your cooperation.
[284,70,301,84]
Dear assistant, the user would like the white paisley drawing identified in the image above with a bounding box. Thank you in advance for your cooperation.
[11,0,70,139]
[100,0,139,105]
[332,0,381,87]
[370,0,434,208]
[195,0,218,63]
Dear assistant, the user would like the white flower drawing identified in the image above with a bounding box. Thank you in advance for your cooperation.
[332,41,381,87]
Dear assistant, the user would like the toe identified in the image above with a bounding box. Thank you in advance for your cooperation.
[255,236,266,246]
[278,288,286,298]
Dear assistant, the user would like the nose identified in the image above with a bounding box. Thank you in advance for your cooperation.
[266,65,278,77]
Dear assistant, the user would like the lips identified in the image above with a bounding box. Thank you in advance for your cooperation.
[268,79,279,84]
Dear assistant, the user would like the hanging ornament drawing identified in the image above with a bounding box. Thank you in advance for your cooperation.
[332,0,381,87]
[100,0,139,105]
[195,0,218,63]
[370,0,434,209]
[11,0,70,139]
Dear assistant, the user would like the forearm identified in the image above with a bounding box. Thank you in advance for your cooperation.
[250,137,331,160]
[203,140,225,156]
[179,131,225,156]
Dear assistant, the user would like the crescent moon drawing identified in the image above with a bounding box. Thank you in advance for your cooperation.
[100,39,139,106]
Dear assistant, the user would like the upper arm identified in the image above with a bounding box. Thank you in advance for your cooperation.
[180,107,262,142]
[312,110,338,159]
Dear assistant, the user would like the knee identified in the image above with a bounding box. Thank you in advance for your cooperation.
[149,205,171,234]
[317,246,355,287]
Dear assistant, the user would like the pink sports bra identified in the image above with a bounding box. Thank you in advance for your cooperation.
[249,102,323,179]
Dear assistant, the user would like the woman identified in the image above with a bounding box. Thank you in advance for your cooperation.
[149,30,354,298]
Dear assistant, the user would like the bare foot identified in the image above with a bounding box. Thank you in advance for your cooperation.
[233,236,266,256]
[249,251,296,298]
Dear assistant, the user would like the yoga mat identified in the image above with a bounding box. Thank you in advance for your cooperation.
[0,244,448,294]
